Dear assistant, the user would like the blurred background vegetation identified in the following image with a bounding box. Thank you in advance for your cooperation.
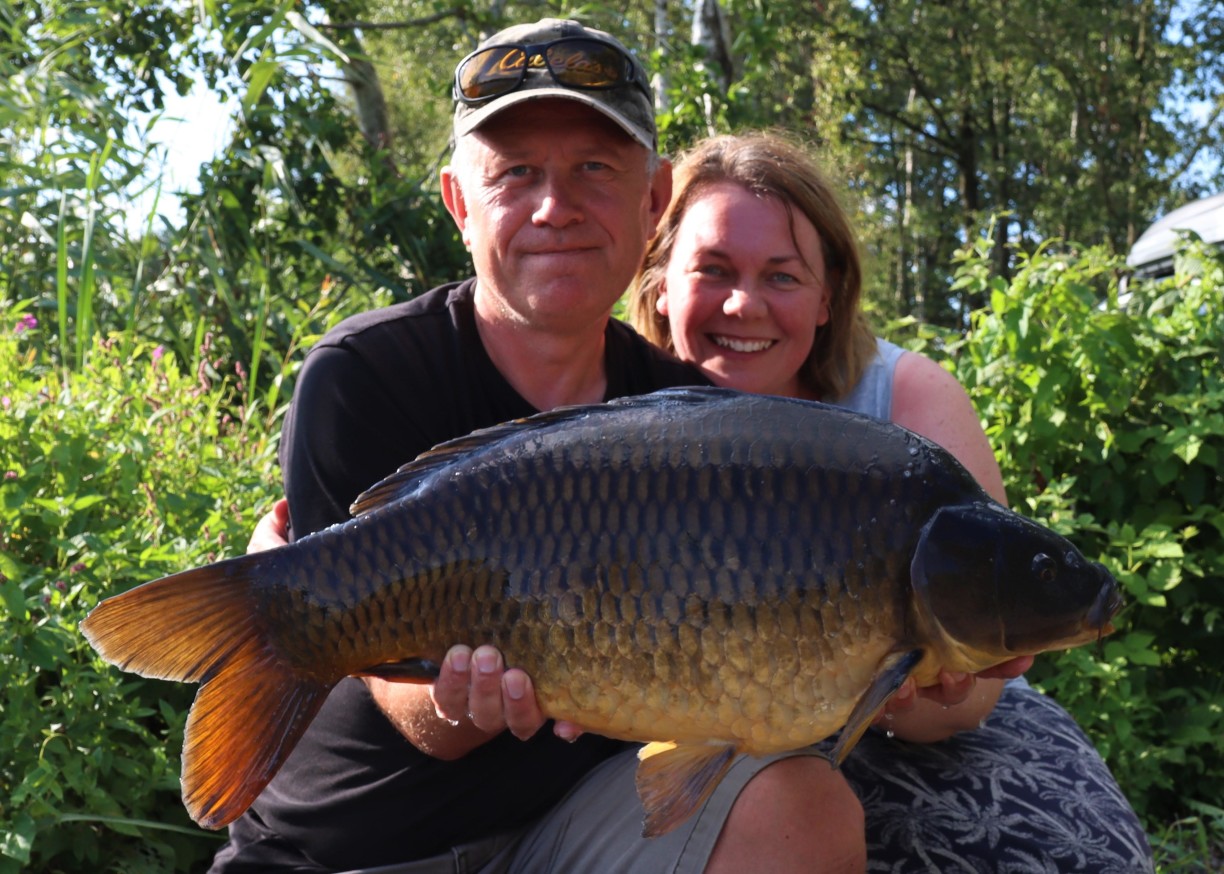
[1,0,1221,870]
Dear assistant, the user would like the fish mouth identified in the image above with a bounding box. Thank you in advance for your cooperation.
[711,335,776,353]
[1085,563,1124,636]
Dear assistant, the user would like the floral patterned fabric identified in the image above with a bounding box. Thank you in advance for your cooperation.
[836,679,1154,873]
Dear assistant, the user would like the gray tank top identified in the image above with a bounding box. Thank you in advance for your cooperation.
[836,338,906,419]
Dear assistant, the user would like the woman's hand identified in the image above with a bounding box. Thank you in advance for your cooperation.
[874,656,1033,741]
[248,498,290,553]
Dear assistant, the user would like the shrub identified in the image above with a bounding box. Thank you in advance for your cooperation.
[934,236,1224,830]
[0,309,277,872]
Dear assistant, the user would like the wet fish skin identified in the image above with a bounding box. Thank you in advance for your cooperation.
[80,387,1120,836]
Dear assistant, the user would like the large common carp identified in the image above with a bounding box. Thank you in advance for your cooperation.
[81,387,1121,836]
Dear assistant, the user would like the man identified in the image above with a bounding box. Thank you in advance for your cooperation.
[212,17,866,873]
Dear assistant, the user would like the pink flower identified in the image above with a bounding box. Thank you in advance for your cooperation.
[14,314,37,334]
[152,345,165,363]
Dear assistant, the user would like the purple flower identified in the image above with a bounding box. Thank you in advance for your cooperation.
[14,314,37,334]
[3,471,16,480]
[152,345,165,363]
[71,563,87,573]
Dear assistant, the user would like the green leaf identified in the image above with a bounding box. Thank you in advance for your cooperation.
[1,579,28,620]
[1145,542,1185,559]
[1172,435,1202,464]
[241,60,280,119]
[284,11,350,64]
[0,812,35,864]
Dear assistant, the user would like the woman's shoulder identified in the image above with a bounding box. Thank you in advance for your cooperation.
[890,350,1007,504]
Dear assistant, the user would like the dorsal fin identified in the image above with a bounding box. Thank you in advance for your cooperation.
[348,388,737,517]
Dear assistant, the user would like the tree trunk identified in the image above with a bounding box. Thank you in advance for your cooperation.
[691,0,733,135]
[654,0,671,114]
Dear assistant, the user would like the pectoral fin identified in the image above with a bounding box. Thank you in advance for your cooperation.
[634,741,739,838]
[829,648,924,765]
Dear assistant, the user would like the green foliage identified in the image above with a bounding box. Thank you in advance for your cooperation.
[0,315,278,871]
[925,234,1224,831]
[1150,800,1224,873]
[2,0,468,409]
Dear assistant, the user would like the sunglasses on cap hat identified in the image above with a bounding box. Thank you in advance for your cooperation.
[453,37,651,104]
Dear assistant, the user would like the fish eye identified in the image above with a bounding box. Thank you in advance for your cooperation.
[1032,553,1058,584]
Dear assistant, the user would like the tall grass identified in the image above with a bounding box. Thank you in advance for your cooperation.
[1151,803,1224,873]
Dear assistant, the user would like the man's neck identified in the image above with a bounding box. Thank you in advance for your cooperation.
[474,297,610,412]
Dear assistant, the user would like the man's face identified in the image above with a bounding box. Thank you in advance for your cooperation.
[442,100,670,336]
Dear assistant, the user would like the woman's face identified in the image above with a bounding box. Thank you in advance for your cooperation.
[657,182,831,398]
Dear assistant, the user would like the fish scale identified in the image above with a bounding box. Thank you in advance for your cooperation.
[81,386,1121,837]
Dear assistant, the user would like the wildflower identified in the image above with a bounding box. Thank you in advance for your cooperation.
[152,345,165,364]
[4,471,17,480]
[71,563,87,573]
[14,314,37,334]
[1,397,9,410]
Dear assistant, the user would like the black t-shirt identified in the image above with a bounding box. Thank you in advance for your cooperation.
[210,280,706,872]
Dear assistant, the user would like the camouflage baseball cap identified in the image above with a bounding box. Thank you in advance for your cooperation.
[452,18,656,150]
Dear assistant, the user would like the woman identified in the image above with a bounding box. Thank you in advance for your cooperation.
[627,130,1152,870]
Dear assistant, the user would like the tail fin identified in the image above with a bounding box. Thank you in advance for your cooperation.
[80,554,333,829]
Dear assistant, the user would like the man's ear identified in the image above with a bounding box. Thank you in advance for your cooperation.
[647,157,673,234]
[440,165,470,245]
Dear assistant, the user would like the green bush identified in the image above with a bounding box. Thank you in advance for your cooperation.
[937,236,1224,830]
[0,309,277,871]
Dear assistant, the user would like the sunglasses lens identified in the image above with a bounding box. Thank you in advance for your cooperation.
[545,39,629,88]
[457,46,527,100]
[456,39,635,104]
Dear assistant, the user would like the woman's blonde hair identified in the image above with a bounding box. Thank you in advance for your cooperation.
[628,131,877,401]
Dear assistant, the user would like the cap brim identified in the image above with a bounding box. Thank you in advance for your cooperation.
[454,87,654,150]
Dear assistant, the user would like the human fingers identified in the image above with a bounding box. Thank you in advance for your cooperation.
[431,645,474,722]
[553,720,585,742]
[873,678,917,725]
[467,645,508,733]
[247,498,290,553]
[502,669,548,741]
[913,671,975,707]
[975,655,1034,680]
